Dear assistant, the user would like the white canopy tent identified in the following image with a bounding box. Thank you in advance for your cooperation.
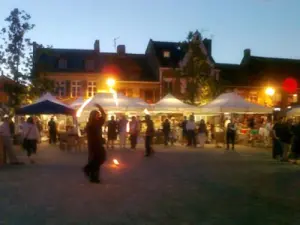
[286,106,300,117]
[199,92,272,114]
[150,94,201,113]
[70,97,84,108]
[78,92,149,113]
[35,92,70,107]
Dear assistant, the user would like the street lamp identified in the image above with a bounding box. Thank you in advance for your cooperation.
[265,87,275,96]
[106,78,116,88]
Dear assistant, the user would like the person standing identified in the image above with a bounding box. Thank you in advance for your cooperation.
[226,119,237,150]
[0,116,20,164]
[129,116,138,150]
[48,117,57,144]
[272,117,284,159]
[198,119,207,148]
[186,115,196,147]
[162,118,171,146]
[118,115,128,149]
[291,120,300,160]
[145,115,155,157]
[281,118,293,161]
[106,116,118,149]
[180,116,188,146]
[83,104,106,184]
[22,117,40,164]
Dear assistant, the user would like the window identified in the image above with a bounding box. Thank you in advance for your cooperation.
[87,81,97,97]
[249,91,258,103]
[56,81,66,97]
[58,59,67,69]
[85,60,94,71]
[163,51,170,58]
[71,81,81,97]
[163,80,173,94]
[126,89,133,97]
[118,89,126,95]
[144,90,154,103]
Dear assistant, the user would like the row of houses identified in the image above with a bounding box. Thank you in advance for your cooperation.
[1,32,300,109]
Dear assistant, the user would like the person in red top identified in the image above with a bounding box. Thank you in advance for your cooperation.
[83,104,106,183]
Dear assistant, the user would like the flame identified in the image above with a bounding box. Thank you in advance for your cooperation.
[76,97,93,118]
[113,159,119,165]
[109,87,118,107]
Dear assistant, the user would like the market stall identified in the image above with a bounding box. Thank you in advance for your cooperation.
[149,94,202,144]
[287,106,300,118]
[16,92,76,143]
[199,92,273,146]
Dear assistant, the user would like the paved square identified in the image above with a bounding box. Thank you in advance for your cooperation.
[1,144,300,225]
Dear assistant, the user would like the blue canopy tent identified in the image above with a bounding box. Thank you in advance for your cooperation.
[16,100,75,115]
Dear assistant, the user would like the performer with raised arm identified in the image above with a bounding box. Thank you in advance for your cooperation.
[83,103,107,183]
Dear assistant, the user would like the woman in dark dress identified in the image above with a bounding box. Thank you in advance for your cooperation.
[83,104,106,183]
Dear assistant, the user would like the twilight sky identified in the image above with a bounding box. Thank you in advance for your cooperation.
[0,0,299,64]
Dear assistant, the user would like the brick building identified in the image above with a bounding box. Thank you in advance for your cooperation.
[217,49,300,109]
[33,34,300,108]
[33,40,160,104]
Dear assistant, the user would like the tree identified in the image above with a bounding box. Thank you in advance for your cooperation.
[0,8,34,109]
[25,42,55,101]
[0,8,54,109]
[179,31,220,105]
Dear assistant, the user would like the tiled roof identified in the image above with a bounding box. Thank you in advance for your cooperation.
[34,48,158,81]
[35,48,99,72]
[150,39,215,67]
[244,56,300,85]
[99,53,157,81]
[150,40,184,68]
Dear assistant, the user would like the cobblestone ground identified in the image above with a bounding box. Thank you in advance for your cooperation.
[1,143,300,225]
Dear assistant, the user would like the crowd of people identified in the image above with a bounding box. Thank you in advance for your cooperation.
[2,105,300,184]
[272,117,300,162]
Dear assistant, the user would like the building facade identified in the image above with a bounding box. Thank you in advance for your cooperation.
[33,40,160,104]
[33,34,300,109]
[217,49,300,109]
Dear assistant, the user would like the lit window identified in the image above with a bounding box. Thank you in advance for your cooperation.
[55,81,66,97]
[71,81,81,97]
[58,59,67,69]
[126,89,133,97]
[163,51,170,58]
[87,81,97,97]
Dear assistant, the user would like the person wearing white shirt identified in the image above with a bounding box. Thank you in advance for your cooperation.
[0,116,20,164]
[186,115,196,147]
[23,117,40,164]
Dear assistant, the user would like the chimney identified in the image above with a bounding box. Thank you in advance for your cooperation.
[244,48,251,58]
[117,45,126,55]
[94,40,100,52]
[203,39,212,56]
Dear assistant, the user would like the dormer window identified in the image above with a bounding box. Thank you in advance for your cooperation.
[163,51,170,58]
[85,60,95,71]
[58,59,67,69]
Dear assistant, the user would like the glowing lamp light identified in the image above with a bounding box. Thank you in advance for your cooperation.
[113,159,119,165]
[106,78,116,88]
[282,78,298,94]
[76,97,93,118]
[265,87,275,96]
[143,108,150,115]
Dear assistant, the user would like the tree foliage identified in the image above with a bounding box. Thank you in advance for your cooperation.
[0,8,54,109]
[179,31,221,105]
[0,8,34,109]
